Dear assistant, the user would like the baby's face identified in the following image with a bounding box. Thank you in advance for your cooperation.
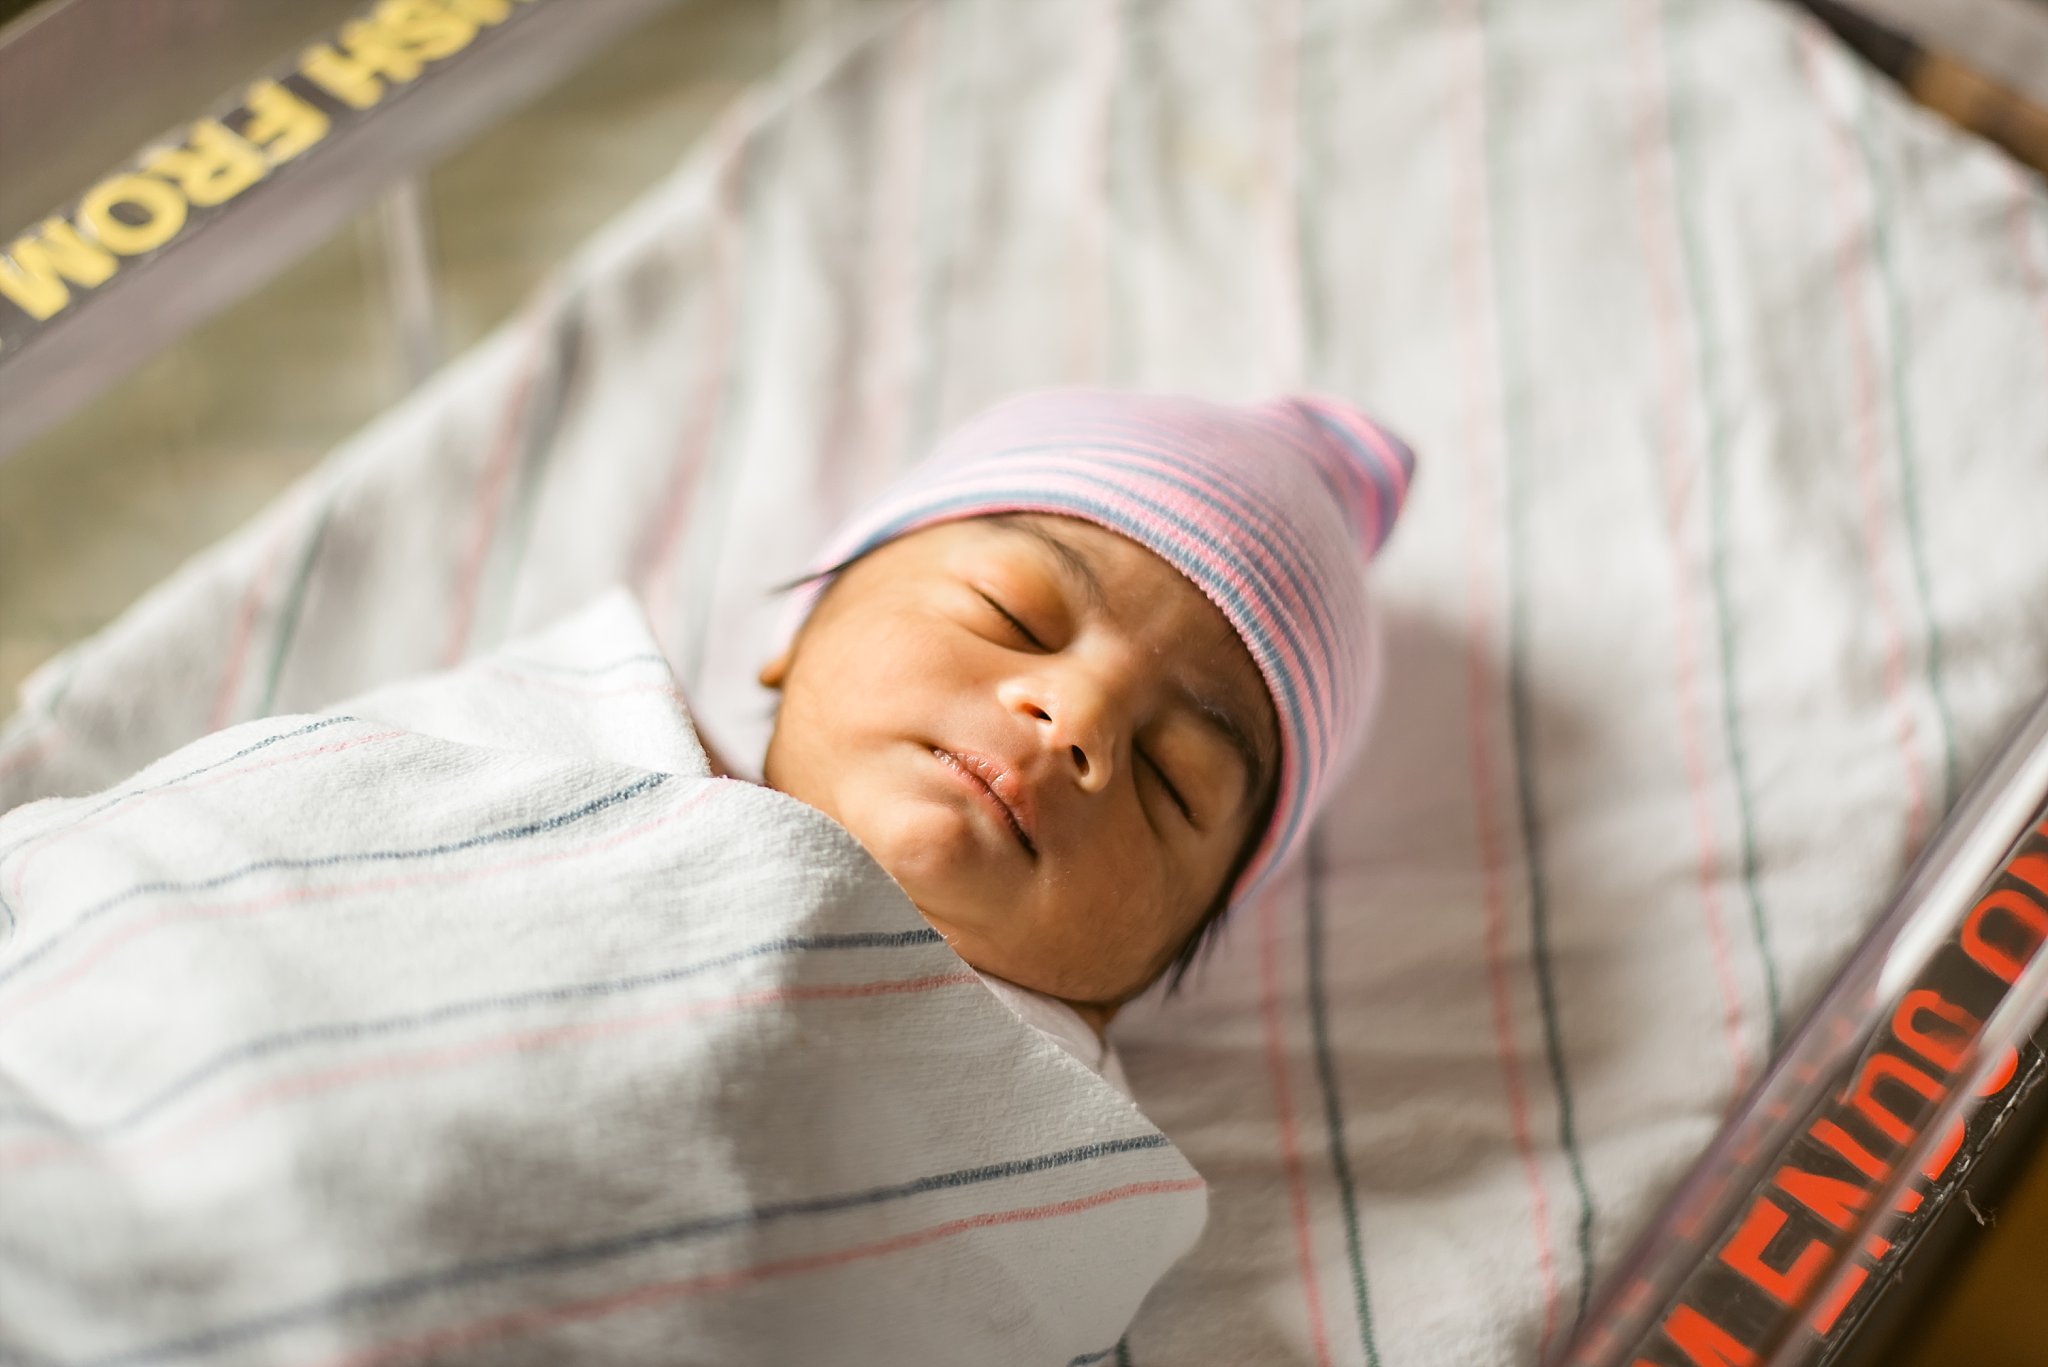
[761,515,1279,1016]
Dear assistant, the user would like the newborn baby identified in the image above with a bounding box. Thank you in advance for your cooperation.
[0,387,1412,1363]
[753,388,1413,1045]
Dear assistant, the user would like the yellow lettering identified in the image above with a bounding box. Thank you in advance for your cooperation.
[0,218,118,320]
[145,119,266,208]
[237,80,330,166]
[300,23,426,109]
[371,0,478,60]
[77,174,188,256]
[443,0,521,24]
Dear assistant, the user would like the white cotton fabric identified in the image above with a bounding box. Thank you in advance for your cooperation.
[978,972,1132,1098]
[0,593,1203,1365]
[4,2,2048,1363]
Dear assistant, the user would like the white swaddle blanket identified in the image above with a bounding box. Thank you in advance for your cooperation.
[0,592,1202,1366]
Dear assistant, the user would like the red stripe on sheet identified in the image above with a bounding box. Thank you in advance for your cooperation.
[0,971,980,1172]
[809,46,880,518]
[4,729,406,909]
[209,513,302,732]
[1069,0,1120,384]
[2011,165,2048,357]
[1795,29,1931,850]
[1446,0,1563,1351]
[1257,6,1330,1359]
[0,725,54,787]
[1261,0,1305,391]
[303,1176,1206,1367]
[634,113,752,632]
[1258,880,1334,1367]
[0,785,714,1028]
[1625,0,1752,1090]
[868,3,935,483]
[442,307,556,669]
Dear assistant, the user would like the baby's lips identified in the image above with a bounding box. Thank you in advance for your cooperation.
[979,759,1039,849]
[948,746,1040,852]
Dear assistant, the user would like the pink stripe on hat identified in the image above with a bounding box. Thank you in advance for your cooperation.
[788,389,1415,904]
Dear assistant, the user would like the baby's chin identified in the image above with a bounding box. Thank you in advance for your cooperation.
[839,800,1012,928]
[836,806,1057,976]
[825,789,1142,1009]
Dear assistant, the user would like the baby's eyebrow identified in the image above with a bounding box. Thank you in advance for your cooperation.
[985,515,1110,613]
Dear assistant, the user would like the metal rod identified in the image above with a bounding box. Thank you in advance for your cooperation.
[374,176,442,388]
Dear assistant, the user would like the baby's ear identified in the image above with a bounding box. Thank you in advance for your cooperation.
[757,646,793,690]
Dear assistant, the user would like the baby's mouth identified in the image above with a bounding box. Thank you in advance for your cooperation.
[930,748,1037,858]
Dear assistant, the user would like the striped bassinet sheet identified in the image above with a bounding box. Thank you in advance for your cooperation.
[4,1,2047,1362]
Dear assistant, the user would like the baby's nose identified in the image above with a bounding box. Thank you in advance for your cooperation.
[1002,679,1115,794]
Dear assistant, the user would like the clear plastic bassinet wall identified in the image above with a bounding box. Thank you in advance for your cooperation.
[0,0,803,699]
[1,2,2045,1365]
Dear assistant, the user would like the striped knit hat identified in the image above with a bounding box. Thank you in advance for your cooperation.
[791,389,1415,904]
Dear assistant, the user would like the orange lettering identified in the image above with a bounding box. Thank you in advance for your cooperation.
[1892,989,1978,1073]
[1720,1198,1831,1305]
[1848,1054,1943,1145]
[1809,1263,1867,1336]
[1774,1164,1869,1229]
[1812,1119,1891,1181]
[1962,887,2048,985]
[1662,1304,1756,1366]
[1977,1046,2019,1096]
[1922,1120,1965,1181]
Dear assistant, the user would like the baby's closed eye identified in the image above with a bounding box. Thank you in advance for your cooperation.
[975,589,1048,650]
[1136,746,1196,825]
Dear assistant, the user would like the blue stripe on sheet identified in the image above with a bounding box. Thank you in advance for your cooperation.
[0,717,354,870]
[0,772,670,994]
[0,717,359,939]
[0,929,945,1135]
[82,1134,1174,1367]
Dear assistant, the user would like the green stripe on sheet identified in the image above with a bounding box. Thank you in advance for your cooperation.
[1305,830,1383,1366]
[1847,63,1959,812]
[255,491,339,717]
[483,310,589,657]
[1659,0,1784,1046]
[1477,0,1597,1325]
[1295,5,1383,1360]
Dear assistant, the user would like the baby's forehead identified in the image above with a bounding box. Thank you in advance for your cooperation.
[954,513,1223,625]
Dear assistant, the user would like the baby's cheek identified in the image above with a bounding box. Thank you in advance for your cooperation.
[1071,831,1182,958]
